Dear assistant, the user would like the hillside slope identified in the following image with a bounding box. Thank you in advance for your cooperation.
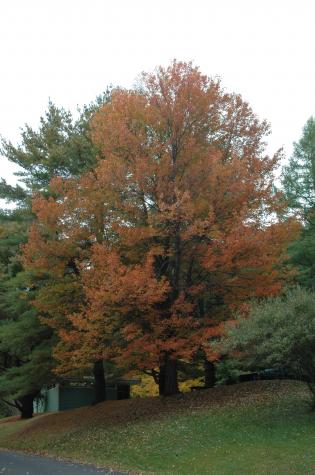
[0,381,314,474]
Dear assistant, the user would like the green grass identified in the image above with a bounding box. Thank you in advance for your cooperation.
[1,381,315,474]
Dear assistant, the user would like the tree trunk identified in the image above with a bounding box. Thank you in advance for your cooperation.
[307,381,315,411]
[204,359,216,388]
[161,355,179,396]
[158,363,165,396]
[93,359,106,404]
[18,393,37,419]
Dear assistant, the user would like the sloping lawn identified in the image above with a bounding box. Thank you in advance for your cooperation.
[1,381,314,474]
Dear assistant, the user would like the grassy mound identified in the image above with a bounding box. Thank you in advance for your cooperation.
[1,380,314,474]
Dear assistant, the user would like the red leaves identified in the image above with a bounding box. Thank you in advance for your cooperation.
[22,61,300,378]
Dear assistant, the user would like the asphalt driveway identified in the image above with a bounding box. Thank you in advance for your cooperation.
[0,451,125,474]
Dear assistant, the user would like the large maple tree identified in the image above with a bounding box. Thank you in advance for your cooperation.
[24,61,298,395]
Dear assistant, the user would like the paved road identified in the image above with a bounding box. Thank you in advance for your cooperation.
[0,451,125,475]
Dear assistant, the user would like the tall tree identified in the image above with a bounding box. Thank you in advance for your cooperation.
[0,94,110,416]
[0,96,109,209]
[282,116,315,216]
[0,219,53,418]
[24,61,298,396]
[282,117,315,289]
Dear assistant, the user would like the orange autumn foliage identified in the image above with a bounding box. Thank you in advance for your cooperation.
[23,61,299,388]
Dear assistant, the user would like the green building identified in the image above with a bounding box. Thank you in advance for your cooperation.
[34,379,137,413]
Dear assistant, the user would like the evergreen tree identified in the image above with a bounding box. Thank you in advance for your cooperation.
[288,217,315,290]
[0,219,52,418]
[222,287,315,408]
[0,93,110,417]
[282,117,315,216]
[0,96,110,210]
[282,117,315,289]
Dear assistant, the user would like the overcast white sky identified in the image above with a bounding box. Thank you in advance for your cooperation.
[1,0,315,186]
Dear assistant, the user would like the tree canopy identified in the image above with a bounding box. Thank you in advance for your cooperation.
[23,61,298,396]
[0,95,110,211]
[282,117,315,289]
[0,94,111,417]
[222,287,315,406]
[282,116,315,216]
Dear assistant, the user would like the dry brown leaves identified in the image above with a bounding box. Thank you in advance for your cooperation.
[7,380,307,442]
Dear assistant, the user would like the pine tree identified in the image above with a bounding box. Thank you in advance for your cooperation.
[282,117,315,289]
[0,94,110,416]
[282,117,315,216]
[0,219,54,418]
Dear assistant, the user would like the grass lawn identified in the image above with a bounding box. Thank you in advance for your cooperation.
[1,380,315,474]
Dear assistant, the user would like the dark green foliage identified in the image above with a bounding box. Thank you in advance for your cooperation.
[282,117,315,290]
[0,309,54,400]
[289,216,315,289]
[215,358,242,385]
[0,220,54,415]
[222,287,315,406]
[0,92,111,416]
[0,93,111,212]
[282,116,315,215]
[0,399,15,418]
